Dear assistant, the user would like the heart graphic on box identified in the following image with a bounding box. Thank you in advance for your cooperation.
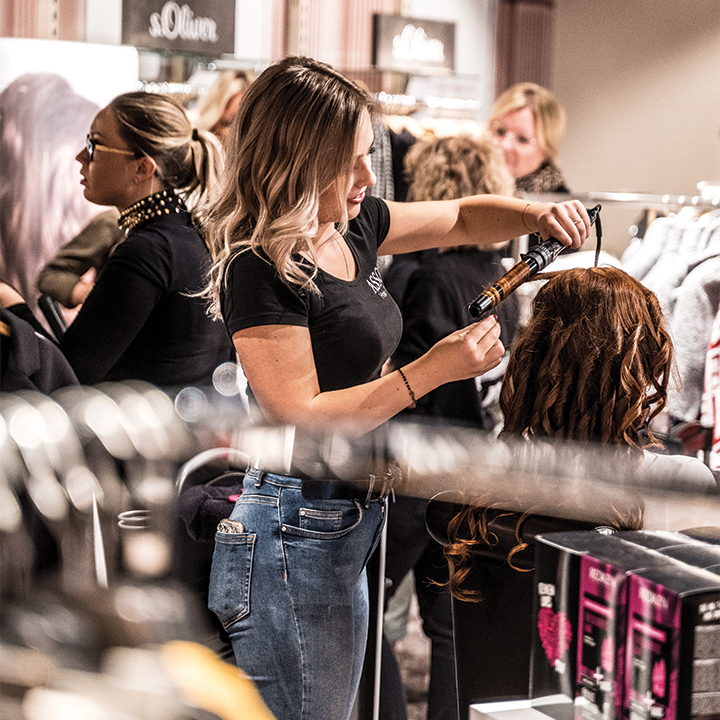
[537,607,573,666]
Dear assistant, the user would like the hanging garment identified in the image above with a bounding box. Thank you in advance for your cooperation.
[667,255,720,422]
[701,305,720,471]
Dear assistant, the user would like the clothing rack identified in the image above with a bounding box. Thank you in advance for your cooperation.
[578,188,720,212]
[525,183,720,212]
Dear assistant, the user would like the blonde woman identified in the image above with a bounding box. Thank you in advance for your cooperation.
[59,92,234,387]
[201,56,589,720]
[393,133,516,426]
[490,81,569,195]
[190,68,256,140]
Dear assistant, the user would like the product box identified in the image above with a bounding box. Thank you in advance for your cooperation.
[659,544,720,574]
[531,532,601,714]
[531,532,672,718]
[681,527,720,546]
[623,564,720,720]
[574,540,678,720]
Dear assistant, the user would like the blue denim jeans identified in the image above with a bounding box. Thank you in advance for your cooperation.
[208,468,386,720]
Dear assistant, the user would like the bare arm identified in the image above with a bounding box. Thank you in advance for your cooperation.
[233,315,505,435]
[379,195,590,256]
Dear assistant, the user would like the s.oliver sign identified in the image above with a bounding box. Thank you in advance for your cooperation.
[373,14,455,74]
[122,0,235,55]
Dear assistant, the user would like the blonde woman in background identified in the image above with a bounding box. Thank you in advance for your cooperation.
[190,69,257,140]
[38,69,257,310]
[394,133,517,428]
[490,81,569,195]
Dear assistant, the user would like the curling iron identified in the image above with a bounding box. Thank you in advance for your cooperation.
[468,204,602,318]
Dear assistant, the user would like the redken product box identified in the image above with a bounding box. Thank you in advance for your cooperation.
[531,532,671,718]
[624,564,720,720]
[531,532,604,712]
[680,527,720,546]
[658,544,720,574]
[574,541,677,720]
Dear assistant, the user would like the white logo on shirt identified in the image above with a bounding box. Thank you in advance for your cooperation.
[367,266,387,298]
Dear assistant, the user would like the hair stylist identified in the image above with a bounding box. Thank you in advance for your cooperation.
[201,56,589,720]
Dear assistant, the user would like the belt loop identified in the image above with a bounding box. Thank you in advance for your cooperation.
[247,466,264,487]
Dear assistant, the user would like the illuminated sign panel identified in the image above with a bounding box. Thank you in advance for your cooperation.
[373,14,455,74]
[122,0,235,55]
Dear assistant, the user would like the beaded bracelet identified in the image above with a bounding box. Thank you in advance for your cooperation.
[397,367,417,408]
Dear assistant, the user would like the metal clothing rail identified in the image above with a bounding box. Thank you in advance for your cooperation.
[577,189,720,212]
[524,183,720,212]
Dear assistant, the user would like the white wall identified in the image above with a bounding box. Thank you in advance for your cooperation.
[231,0,274,62]
[0,38,138,106]
[551,0,720,256]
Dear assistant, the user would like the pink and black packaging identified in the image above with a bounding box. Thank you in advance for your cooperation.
[531,532,671,717]
[624,564,720,720]
[531,531,602,713]
[574,539,679,720]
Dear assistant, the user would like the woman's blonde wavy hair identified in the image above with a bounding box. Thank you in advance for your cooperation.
[443,267,672,600]
[108,91,223,212]
[199,56,374,318]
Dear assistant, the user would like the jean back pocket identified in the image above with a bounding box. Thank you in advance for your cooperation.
[208,531,256,628]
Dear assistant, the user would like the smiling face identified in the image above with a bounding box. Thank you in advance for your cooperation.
[317,108,376,226]
[491,105,547,180]
[75,106,141,211]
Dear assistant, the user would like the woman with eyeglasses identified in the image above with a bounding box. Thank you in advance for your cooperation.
[58,91,234,388]
[489,82,570,196]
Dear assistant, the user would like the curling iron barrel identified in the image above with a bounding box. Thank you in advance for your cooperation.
[468,204,602,318]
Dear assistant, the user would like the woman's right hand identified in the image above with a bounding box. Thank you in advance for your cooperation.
[419,314,505,386]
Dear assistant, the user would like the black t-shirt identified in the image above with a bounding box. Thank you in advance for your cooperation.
[221,195,402,392]
[60,210,234,387]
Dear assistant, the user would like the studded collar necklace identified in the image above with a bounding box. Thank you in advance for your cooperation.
[118,189,183,232]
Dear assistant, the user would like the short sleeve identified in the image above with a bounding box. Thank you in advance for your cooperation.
[358,195,391,251]
[221,250,310,336]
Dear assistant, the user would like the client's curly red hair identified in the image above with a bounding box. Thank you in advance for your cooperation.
[444,267,672,600]
[500,266,674,448]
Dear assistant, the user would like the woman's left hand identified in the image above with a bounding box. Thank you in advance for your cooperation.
[532,200,590,248]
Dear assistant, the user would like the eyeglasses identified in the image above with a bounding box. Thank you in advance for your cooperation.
[86,134,138,162]
[490,123,536,148]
